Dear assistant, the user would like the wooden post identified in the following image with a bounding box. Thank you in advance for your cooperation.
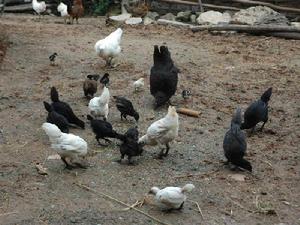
[198,0,204,12]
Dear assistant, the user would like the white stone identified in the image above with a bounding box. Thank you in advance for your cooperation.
[109,13,132,22]
[125,17,143,25]
[197,10,231,25]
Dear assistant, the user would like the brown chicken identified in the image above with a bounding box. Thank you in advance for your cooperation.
[123,1,150,18]
[70,0,84,24]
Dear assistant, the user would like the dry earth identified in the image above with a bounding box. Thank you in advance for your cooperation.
[0,14,299,225]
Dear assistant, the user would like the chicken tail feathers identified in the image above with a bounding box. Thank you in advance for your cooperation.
[50,87,60,102]
[115,132,126,141]
[181,184,195,193]
[261,87,272,103]
[43,101,53,112]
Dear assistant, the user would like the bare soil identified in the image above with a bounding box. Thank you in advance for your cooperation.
[0,14,299,225]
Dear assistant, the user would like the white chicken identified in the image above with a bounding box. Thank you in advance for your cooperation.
[32,0,46,20]
[133,78,144,92]
[88,86,110,120]
[42,122,88,169]
[57,2,70,24]
[94,28,123,67]
[138,106,179,158]
[149,184,195,210]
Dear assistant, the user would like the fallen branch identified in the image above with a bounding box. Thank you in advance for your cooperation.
[176,108,201,118]
[191,24,300,33]
[187,200,204,220]
[75,183,172,225]
[232,0,300,14]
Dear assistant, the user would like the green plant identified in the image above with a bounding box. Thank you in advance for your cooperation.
[94,0,110,16]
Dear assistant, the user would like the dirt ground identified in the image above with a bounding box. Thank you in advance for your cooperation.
[0,14,299,225]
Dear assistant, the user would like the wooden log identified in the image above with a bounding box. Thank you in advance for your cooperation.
[191,24,300,33]
[176,108,201,117]
[232,0,300,14]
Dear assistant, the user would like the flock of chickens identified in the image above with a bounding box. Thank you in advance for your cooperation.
[35,4,273,211]
[32,0,84,23]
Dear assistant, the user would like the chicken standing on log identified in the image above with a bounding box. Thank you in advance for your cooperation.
[150,45,179,109]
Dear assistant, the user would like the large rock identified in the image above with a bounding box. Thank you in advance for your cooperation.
[176,11,191,22]
[146,11,159,20]
[160,13,176,21]
[232,6,289,25]
[197,11,231,25]
[143,17,154,25]
[110,13,132,22]
[125,17,142,25]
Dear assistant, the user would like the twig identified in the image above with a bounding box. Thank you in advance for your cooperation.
[0,211,18,217]
[227,197,254,213]
[75,183,172,225]
[187,200,204,220]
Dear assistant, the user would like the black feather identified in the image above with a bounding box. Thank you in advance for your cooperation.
[43,101,70,133]
[241,87,272,131]
[119,127,143,164]
[50,87,85,129]
[87,115,124,144]
[223,108,252,172]
[100,73,110,86]
[150,45,179,108]
[113,96,139,121]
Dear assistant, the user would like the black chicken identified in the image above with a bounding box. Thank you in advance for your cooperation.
[223,108,252,172]
[118,126,143,165]
[87,115,124,145]
[241,87,272,132]
[150,45,179,109]
[43,101,70,133]
[100,73,110,87]
[49,53,57,65]
[83,74,100,98]
[50,87,85,129]
[113,96,139,121]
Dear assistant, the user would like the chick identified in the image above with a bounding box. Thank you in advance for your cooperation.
[42,122,87,169]
[182,89,192,100]
[149,184,195,211]
[113,96,139,122]
[95,28,123,67]
[100,73,110,87]
[49,53,57,65]
[50,87,85,129]
[138,106,179,158]
[133,78,144,92]
[241,87,272,132]
[88,86,110,121]
[43,101,70,133]
[83,74,100,99]
[223,108,252,172]
[118,127,143,165]
[87,115,124,145]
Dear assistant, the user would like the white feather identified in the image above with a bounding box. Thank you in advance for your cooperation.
[88,87,110,119]
[94,28,123,62]
[42,123,87,159]
[133,78,144,91]
[138,106,179,146]
[57,2,69,17]
[150,184,195,210]
[32,0,46,14]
